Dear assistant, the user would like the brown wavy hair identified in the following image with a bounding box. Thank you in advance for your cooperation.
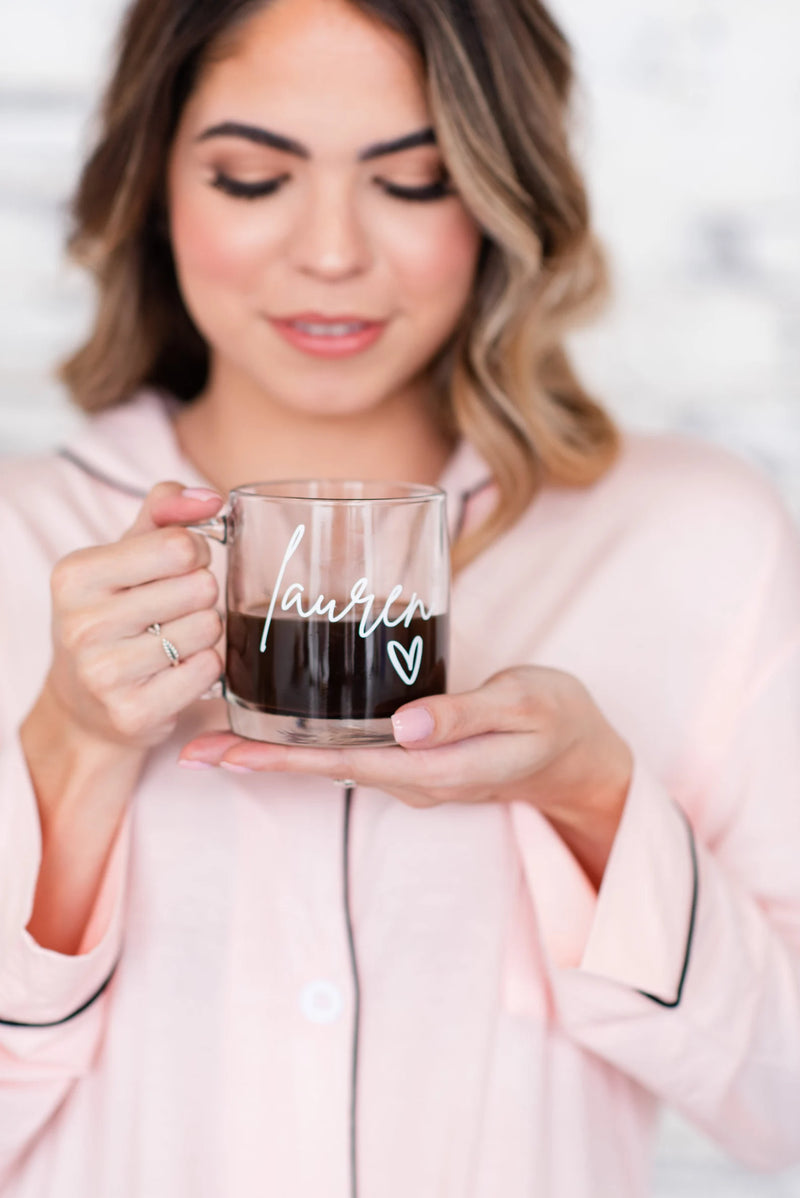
[61,0,619,571]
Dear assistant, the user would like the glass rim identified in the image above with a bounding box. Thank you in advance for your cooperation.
[229,478,446,504]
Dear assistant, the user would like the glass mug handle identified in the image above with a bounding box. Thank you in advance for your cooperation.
[187,512,230,544]
[187,510,231,698]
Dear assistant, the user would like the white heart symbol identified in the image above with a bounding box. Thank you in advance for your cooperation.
[387,635,423,686]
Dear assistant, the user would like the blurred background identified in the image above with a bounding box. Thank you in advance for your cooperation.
[1,1,799,1194]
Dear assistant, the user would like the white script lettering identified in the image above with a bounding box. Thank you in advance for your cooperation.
[259,522,433,654]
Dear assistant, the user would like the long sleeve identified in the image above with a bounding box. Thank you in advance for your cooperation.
[0,492,132,1183]
[0,725,131,1183]
[511,489,800,1171]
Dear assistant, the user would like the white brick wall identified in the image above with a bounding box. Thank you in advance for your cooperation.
[1,3,799,1193]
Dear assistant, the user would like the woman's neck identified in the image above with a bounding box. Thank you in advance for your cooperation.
[172,364,456,494]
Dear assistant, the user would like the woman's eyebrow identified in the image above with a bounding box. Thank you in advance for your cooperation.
[359,127,436,161]
[194,121,436,161]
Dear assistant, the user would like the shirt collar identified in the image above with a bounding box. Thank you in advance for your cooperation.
[58,389,495,538]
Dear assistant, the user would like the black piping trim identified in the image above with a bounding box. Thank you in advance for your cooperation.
[342,786,360,1198]
[0,962,118,1027]
[58,447,495,548]
[339,482,479,1198]
[636,809,699,1009]
[452,477,494,543]
[57,448,148,500]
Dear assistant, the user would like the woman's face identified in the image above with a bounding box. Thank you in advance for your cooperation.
[167,0,483,419]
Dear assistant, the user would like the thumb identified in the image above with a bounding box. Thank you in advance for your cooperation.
[390,688,486,748]
[391,671,536,748]
[123,482,224,538]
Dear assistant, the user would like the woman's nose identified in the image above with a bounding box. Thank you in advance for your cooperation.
[288,180,372,282]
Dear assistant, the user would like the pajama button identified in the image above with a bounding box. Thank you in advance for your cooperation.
[300,980,344,1024]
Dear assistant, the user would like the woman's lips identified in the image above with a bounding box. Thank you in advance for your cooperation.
[268,314,387,358]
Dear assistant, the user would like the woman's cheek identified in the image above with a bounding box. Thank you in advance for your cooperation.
[170,190,281,291]
[384,206,482,305]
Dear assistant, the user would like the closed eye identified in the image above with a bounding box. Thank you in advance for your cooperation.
[210,171,289,199]
[210,171,453,203]
[378,178,453,202]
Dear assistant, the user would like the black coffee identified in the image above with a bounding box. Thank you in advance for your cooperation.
[226,610,448,720]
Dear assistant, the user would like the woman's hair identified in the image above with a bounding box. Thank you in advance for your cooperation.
[61,0,619,571]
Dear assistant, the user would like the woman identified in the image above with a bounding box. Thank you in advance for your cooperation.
[1,0,799,1194]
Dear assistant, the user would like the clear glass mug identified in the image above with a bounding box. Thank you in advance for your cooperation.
[192,480,450,745]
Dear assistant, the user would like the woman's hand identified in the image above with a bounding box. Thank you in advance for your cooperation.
[19,482,227,955]
[180,666,633,888]
[40,481,225,753]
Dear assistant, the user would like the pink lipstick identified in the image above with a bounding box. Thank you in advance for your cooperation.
[269,312,387,358]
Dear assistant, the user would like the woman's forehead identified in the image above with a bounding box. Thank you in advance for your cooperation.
[201,0,425,105]
[183,0,431,159]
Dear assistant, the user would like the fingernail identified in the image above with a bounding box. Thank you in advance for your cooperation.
[220,760,255,774]
[391,706,435,744]
[178,758,213,770]
[181,487,222,502]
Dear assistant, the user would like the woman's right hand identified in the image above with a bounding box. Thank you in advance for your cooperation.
[15,482,224,956]
[42,481,225,752]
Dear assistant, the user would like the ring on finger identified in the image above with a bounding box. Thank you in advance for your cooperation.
[160,637,181,667]
[147,621,181,667]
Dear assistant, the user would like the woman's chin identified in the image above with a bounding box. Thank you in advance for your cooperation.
[249,378,395,423]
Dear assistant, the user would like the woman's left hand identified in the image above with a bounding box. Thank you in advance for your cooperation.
[180,666,633,889]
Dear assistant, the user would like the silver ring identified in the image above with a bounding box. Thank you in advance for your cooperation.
[161,637,181,667]
[146,622,180,667]
[333,778,357,788]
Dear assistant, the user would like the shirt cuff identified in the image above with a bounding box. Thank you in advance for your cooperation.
[0,731,130,1026]
[509,758,696,1006]
[578,758,697,1003]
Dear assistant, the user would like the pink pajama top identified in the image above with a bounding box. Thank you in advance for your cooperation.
[1,391,799,1196]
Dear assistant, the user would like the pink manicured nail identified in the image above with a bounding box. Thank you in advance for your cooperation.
[220,760,255,774]
[178,759,213,770]
[181,487,222,502]
[392,706,435,744]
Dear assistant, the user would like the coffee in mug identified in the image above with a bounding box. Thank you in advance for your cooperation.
[192,480,449,745]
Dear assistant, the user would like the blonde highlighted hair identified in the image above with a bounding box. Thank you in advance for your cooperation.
[61,0,618,571]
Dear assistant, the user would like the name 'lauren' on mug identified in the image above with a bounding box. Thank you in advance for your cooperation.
[259,523,434,654]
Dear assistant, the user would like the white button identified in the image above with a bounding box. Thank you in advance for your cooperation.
[299,980,344,1025]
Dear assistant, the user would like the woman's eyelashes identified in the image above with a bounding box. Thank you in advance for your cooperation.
[379,178,452,201]
[210,171,288,199]
[209,170,453,203]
